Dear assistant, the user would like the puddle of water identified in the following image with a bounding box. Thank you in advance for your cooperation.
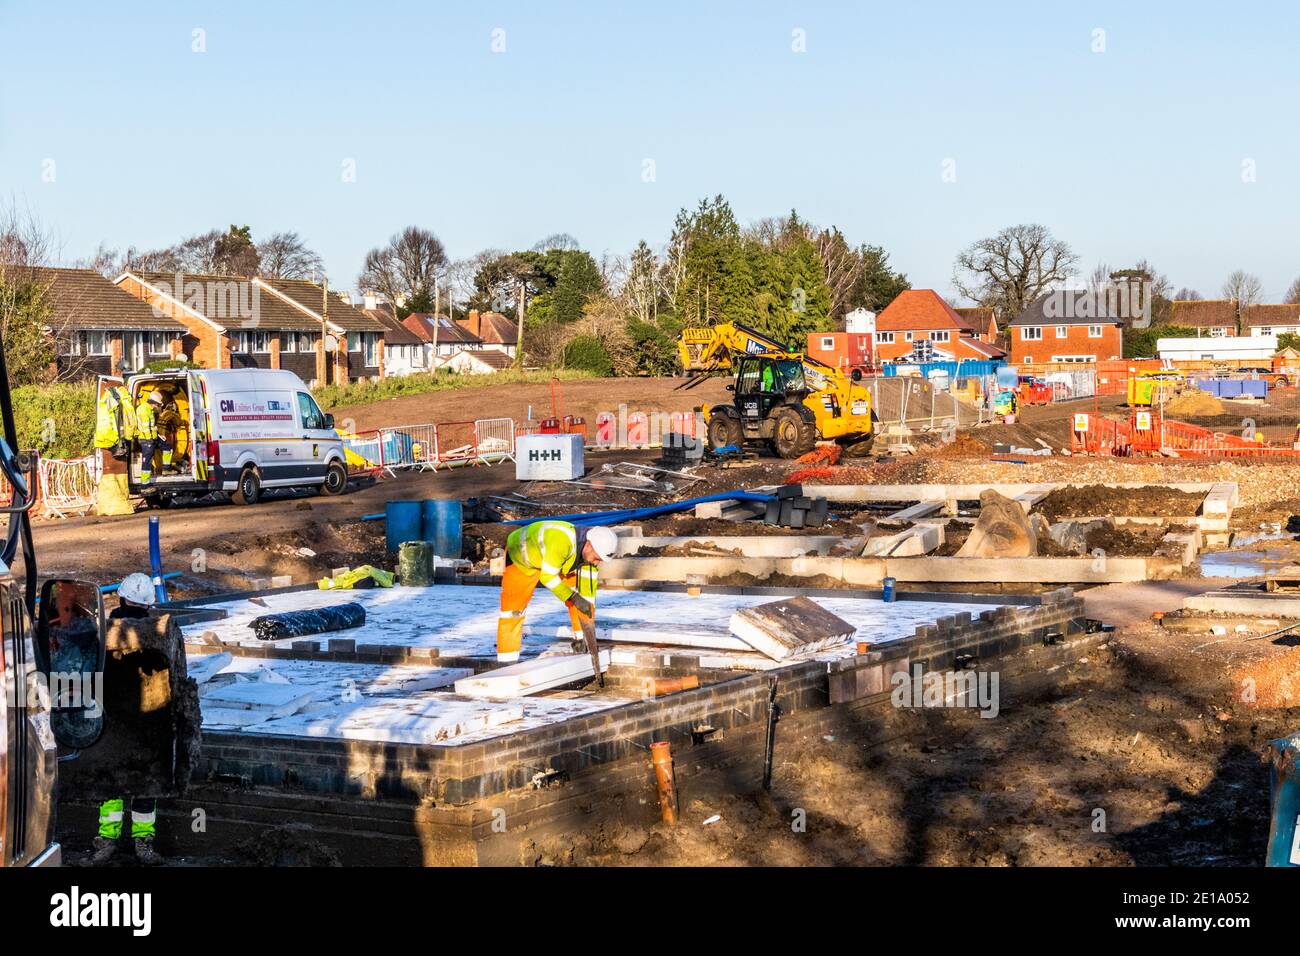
[1198,549,1295,578]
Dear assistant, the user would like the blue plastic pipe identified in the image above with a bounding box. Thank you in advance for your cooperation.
[148,515,169,603]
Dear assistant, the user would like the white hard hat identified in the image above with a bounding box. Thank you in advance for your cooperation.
[118,572,156,606]
[148,390,164,404]
[585,525,618,561]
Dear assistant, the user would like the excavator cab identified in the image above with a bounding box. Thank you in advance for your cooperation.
[711,354,820,459]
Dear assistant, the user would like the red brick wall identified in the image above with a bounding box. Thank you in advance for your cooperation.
[1009,323,1122,364]
[117,275,225,369]
[806,331,872,369]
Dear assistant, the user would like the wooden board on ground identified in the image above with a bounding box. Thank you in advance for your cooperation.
[1265,566,1300,592]
[729,596,856,661]
[454,651,612,698]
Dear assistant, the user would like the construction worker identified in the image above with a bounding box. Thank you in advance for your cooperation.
[93,381,138,515]
[155,391,185,475]
[135,390,172,483]
[497,522,619,663]
[93,572,162,866]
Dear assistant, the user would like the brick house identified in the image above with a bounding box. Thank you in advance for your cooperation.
[873,289,1006,362]
[115,271,385,385]
[1240,303,1300,338]
[458,310,519,358]
[9,266,188,380]
[1170,299,1238,337]
[1007,290,1123,364]
[954,306,1000,344]
[403,313,486,360]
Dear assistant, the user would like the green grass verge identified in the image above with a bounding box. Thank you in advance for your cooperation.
[312,367,596,410]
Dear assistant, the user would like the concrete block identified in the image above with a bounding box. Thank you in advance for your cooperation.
[328,638,357,654]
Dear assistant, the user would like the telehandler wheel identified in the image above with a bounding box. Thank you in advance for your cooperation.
[840,434,875,457]
[707,412,743,450]
[770,407,817,459]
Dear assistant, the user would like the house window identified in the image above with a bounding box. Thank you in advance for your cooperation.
[932,330,950,343]
[820,336,835,350]
[904,331,913,342]
[1087,325,1104,338]
[282,332,297,353]
[347,332,361,352]
[299,332,318,352]
[364,333,380,367]
[1021,327,1043,341]
[148,331,170,355]
[1055,326,1067,338]
[875,331,894,344]
[1051,355,1096,363]
[81,331,110,356]
[1260,327,1273,336]
[236,331,271,353]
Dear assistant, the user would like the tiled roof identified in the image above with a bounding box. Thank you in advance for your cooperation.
[959,336,1006,359]
[955,306,996,329]
[258,277,384,332]
[1241,304,1300,328]
[370,309,422,345]
[1008,290,1123,327]
[1170,299,1238,330]
[876,290,975,333]
[448,348,513,370]
[468,311,518,346]
[7,266,186,331]
[405,313,482,344]
[126,270,324,331]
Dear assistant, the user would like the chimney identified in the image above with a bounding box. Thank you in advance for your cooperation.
[468,309,481,336]
[364,292,378,311]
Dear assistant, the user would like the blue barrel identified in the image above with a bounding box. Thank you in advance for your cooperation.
[1266,732,1300,866]
[882,576,897,603]
[421,498,463,559]
[385,500,424,553]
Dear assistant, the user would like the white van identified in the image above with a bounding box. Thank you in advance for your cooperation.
[112,368,349,506]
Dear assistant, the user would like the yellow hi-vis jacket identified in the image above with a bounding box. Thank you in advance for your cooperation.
[136,397,157,441]
[506,520,598,604]
[94,386,137,449]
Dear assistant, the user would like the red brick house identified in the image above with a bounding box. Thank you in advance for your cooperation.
[115,271,385,385]
[806,330,874,371]
[873,289,1006,362]
[954,306,1000,344]
[1007,290,1123,364]
[1170,299,1238,337]
[9,266,189,379]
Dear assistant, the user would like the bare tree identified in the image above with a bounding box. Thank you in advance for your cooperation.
[1285,276,1300,305]
[1222,269,1263,307]
[0,201,60,384]
[1174,287,1202,301]
[816,227,864,320]
[952,223,1078,318]
[258,231,323,279]
[358,226,448,315]
[1087,262,1113,296]
[532,233,580,253]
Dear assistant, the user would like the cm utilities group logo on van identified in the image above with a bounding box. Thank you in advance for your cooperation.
[218,398,293,423]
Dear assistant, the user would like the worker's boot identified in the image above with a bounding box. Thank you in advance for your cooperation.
[91,836,118,865]
[133,836,163,866]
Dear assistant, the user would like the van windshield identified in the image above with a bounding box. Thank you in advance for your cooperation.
[297,392,326,430]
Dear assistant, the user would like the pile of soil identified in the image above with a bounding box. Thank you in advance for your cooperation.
[1038,485,1205,522]
[1234,646,1300,708]
[1166,389,1225,417]
[927,432,993,459]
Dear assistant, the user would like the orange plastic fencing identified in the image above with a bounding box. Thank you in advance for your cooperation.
[1071,412,1300,458]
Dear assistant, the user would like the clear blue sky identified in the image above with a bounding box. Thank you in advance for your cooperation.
[2,0,1298,302]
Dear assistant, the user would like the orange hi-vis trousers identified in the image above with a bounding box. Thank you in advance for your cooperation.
[497,563,596,662]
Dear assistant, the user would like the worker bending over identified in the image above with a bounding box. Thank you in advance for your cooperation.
[135,390,171,483]
[93,573,163,866]
[497,522,618,662]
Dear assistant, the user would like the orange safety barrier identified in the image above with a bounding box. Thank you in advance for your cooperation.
[1072,411,1300,458]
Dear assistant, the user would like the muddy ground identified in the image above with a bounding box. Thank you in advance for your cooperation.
[555,620,1298,867]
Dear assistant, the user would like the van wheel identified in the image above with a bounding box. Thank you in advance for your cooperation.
[318,461,348,496]
[232,467,261,505]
